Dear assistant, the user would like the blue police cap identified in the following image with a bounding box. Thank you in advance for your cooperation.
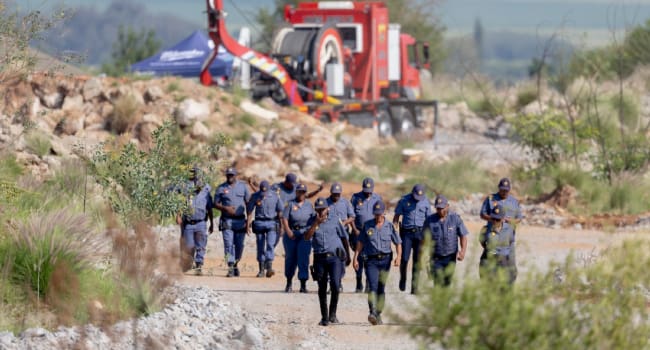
[498,177,511,191]
[372,200,386,215]
[225,167,237,176]
[296,183,308,192]
[330,182,343,194]
[259,180,270,192]
[285,173,298,184]
[314,197,328,209]
[491,204,506,220]
[434,194,448,209]
[412,184,426,201]
[362,177,375,193]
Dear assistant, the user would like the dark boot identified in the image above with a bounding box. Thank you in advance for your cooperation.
[265,261,275,277]
[285,278,293,293]
[226,263,234,277]
[355,276,363,293]
[299,279,308,293]
[233,261,240,277]
[367,302,379,326]
[318,287,329,326]
[256,262,265,278]
[328,290,340,324]
[399,263,408,291]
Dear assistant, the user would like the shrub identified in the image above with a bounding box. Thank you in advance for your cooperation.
[397,240,650,350]
[515,88,538,110]
[166,81,180,93]
[25,131,51,157]
[469,96,505,118]
[110,94,140,134]
[240,112,257,127]
[46,158,86,198]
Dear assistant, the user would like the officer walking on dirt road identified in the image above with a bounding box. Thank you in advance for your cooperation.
[479,203,517,284]
[350,177,382,293]
[353,200,401,326]
[177,166,214,274]
[326,182,355,290]
[247,180,284,278]
[281,183,315,293]
[305,197,351,326]
[393,184,431,294]
[423,194,468,287]
[214,167,250,277]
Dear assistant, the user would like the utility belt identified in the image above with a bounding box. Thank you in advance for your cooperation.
[314,252,335,259]
[401,226,423,233]
[366,252,391,260]
[292,225,307,231]
[255,217,276,221]
[184,219,205,225]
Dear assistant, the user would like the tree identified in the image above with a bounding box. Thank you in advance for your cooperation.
[101,25,160,77]
[473,17,484,67]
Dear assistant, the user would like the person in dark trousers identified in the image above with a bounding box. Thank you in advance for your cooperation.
[247,180,284,278]
[350,177,382,293]
[214,167,250,277]
[281,183,315,293]
[353,200,402,326]
[326,182,355,291]
[305,197,351,326]
[423,194,469,287]
[393,184,431,294]
[271,173,324,246]
[479,203,517,284]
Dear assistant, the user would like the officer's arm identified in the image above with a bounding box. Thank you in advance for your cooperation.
[207,195,214,232]
[304,219,319,240]
[394,243,402,266]
[479,196,491,221]
[306,184,324,199]
[458,235,468,261]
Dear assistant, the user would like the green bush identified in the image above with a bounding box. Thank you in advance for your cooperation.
[398,240,650,350]
[240,113,257,127]
[469,96,505,118]
[25,131,51,157]
[515,88,538,110]
[367,145,407,178]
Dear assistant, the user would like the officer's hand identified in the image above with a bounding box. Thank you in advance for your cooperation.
[286,229,295,240]
[208,223,214,234]
[352,227,360,236]
[223,206,236,216]
[457,250,465,261]
[176,215,182,225]
[317,183,324,192]
[353,260,359,271]
[245,223,251,235]
[393,257,400,267]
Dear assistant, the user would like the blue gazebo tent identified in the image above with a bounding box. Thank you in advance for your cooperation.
[130,30,233,77]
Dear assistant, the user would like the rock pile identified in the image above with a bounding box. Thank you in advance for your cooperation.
[0,285,271,350]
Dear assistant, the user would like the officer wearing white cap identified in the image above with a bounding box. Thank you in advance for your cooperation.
[214,167,251,277]
[353,200,402,326]
[350,177,382,293]
[479,203,517,283]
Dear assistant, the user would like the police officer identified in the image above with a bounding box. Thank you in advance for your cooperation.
[350,177,382,293]
[176,166,214,274]
[479,203,517,284]
[247,180,283,278]
[327,182,355,290]
[214,167,251,277]
[423,194,469,287]
[353,201,402,326]
[281,183,315,293]
[272,173,323,245]
[480,177,522,279]
[393,184,431,294]
[305,197,351,326]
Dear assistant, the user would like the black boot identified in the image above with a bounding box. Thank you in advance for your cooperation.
[226,263,234,277]
[328,289,340,324]
[285,278,293,293]
[265,261,275,277]
[367,301,379,326]
[399,263,408,292]
[318,287,329,326]
[256,262,265,278]
[299,279,308,293]
[233,261,240,277]
[355,276,363,293]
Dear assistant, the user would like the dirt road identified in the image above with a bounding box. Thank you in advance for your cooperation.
[177,222,649,349]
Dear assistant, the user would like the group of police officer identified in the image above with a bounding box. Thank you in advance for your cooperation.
[178,166,522,326]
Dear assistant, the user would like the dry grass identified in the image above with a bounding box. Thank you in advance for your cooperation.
[109,94,140,134]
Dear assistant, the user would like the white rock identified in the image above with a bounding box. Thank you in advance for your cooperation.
[190,122,210,140]
[41,92,63,109]
[240,100,278,120]
[144,86,164,103]
[175,99,210,127]
[249,132,264,147]
[82,78,103,101]
[62,94,84,111]
[142,113,163,127]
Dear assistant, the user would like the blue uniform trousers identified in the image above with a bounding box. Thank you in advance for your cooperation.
[283,232,312,280]
[400,229,424,290]
[314,254,343,291]
[222,218,247,264]
[364,254,392,314]
[431,253,457,287]
[253,220,277,263]
[182,221,207,265]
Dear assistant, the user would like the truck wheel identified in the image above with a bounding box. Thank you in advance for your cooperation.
[391,106,415,135]
[377,109,393,138]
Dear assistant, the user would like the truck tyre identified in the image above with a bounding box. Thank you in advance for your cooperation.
[391,106,415,135]
[377,109,393,138]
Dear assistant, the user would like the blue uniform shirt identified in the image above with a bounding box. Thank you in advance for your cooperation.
[480,222,515,257]
[311,213,347,255]
[350,192,382,230]
[394,193,431,228]
[247,190,283,220]
[184,184,213,222]
[359,220,401,255]
[327,197,355,223]
[283,199,315,231]
[214,180,251,218]
[424,211,469,257]
[480,193,522,222]
[272,182,296,209]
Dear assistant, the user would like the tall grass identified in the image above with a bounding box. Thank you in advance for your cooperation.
[110,94,140,134]
[25,131,51,157]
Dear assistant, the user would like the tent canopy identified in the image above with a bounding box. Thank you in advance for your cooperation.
[130,30,233,77]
